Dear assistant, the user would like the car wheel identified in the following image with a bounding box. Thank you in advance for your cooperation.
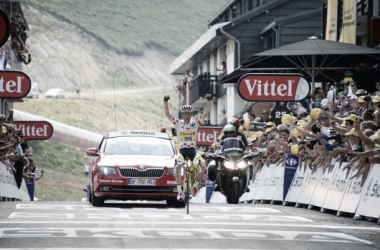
[91,189,104,207]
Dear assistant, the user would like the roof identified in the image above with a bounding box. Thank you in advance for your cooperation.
[208,0,291,28]
[169,22,230,75]
[259,8,321,35]
[107,130,170,139]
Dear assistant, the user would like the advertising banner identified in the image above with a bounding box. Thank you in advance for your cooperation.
[339,0,357,44]
[13,121,54,140]
[238,74,310,102]
[0,71,31,98]
[325,0,338,41]
[0,162,21,200]
[265,164,284,201]
[355,164,380,219]
[284,165,303,203]
[0,9,10,47]
[309,164,338,208]
[283,153,299,201]
[322,163,350,211]
[338,169,364,214]
[254,165,275,201]
[241,165,267,201]
[297,167,322,205]
[196,126,222,146]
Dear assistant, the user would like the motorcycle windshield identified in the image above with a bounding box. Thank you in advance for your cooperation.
[222,138,244,160]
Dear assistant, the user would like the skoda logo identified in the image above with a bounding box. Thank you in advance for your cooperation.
[139,165,145,170]
[363,178,373,201]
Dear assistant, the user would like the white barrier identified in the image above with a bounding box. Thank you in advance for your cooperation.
[0,162,21,200]
[19,179,31,202]
[355,165,380,219]
[296,167,321,206]
[246,161,380,222]
[284,166,304,204]
[322,163,350,212]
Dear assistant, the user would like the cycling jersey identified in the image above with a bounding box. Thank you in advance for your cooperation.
[172,117,201,149]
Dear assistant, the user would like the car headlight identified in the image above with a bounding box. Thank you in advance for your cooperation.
[167,168,175,176]
[224,161,234,169]
[237,161,247,169]
[98,166,117,175]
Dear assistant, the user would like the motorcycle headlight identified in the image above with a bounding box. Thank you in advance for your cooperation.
[237,161,247,169]
[224,161,234,169]
[98,166,117,175]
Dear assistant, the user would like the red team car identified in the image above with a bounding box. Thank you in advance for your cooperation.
[86,130,183,206]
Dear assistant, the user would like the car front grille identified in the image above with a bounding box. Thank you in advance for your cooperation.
[119,168,165,178]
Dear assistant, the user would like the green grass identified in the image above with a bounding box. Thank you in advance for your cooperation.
[16,87,179,135]
[21,0,230,55]
[28,139,90,201]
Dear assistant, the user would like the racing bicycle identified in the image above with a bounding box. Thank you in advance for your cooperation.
[182,156,199,214]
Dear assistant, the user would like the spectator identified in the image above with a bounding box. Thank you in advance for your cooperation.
[255,110,272,123]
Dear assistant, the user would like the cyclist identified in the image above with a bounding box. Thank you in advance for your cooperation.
[164,94,212,200]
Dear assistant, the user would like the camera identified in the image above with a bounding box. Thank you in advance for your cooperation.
[364,96,372,102]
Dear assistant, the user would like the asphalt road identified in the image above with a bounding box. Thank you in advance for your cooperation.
[0,201,379,250]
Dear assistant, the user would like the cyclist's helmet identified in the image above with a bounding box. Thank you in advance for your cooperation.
[223,124,236,138]
[181,104,193,113]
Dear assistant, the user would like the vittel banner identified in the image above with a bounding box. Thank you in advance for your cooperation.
[238,74,310,102]
[197,127,222,146]
[0,71,31,98]
[13,121,54,140]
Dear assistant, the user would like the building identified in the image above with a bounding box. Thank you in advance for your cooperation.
[169,0,322,125]
[322,0,380,47]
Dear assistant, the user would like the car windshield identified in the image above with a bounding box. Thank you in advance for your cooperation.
[104,136,174,156]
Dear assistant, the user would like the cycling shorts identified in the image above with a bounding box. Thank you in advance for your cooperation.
[176,148,202,166]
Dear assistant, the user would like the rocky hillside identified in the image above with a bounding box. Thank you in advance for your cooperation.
[21,1,229,94]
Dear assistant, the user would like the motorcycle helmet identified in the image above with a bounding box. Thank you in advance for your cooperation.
[223,124,236,138]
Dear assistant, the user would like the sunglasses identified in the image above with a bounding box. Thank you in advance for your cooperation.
[182,112,192,116]
[345,121,353,126]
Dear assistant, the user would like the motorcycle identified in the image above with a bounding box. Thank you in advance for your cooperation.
[207,137,257,204]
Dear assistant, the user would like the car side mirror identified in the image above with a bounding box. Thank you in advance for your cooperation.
[86,148,99,156]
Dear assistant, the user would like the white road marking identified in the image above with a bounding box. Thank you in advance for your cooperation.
[8,213,313,222]
[15,204,282,213]
[1,220,379,231]
[0,249,274,250]
[0,228,372,244]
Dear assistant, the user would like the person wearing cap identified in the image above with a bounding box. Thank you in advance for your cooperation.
[373,82,380,96]
[255,110,272,123]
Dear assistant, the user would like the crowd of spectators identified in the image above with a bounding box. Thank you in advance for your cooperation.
[0,106,43,196]
[211,75,380,186]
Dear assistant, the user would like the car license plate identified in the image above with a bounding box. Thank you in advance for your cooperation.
[128,179,156,186]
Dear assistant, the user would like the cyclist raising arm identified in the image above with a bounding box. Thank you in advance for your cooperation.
[164,94,212,200]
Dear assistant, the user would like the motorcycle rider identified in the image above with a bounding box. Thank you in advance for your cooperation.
[212,124,247,192]
[219,118,249,149]
[164,94,212,200]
